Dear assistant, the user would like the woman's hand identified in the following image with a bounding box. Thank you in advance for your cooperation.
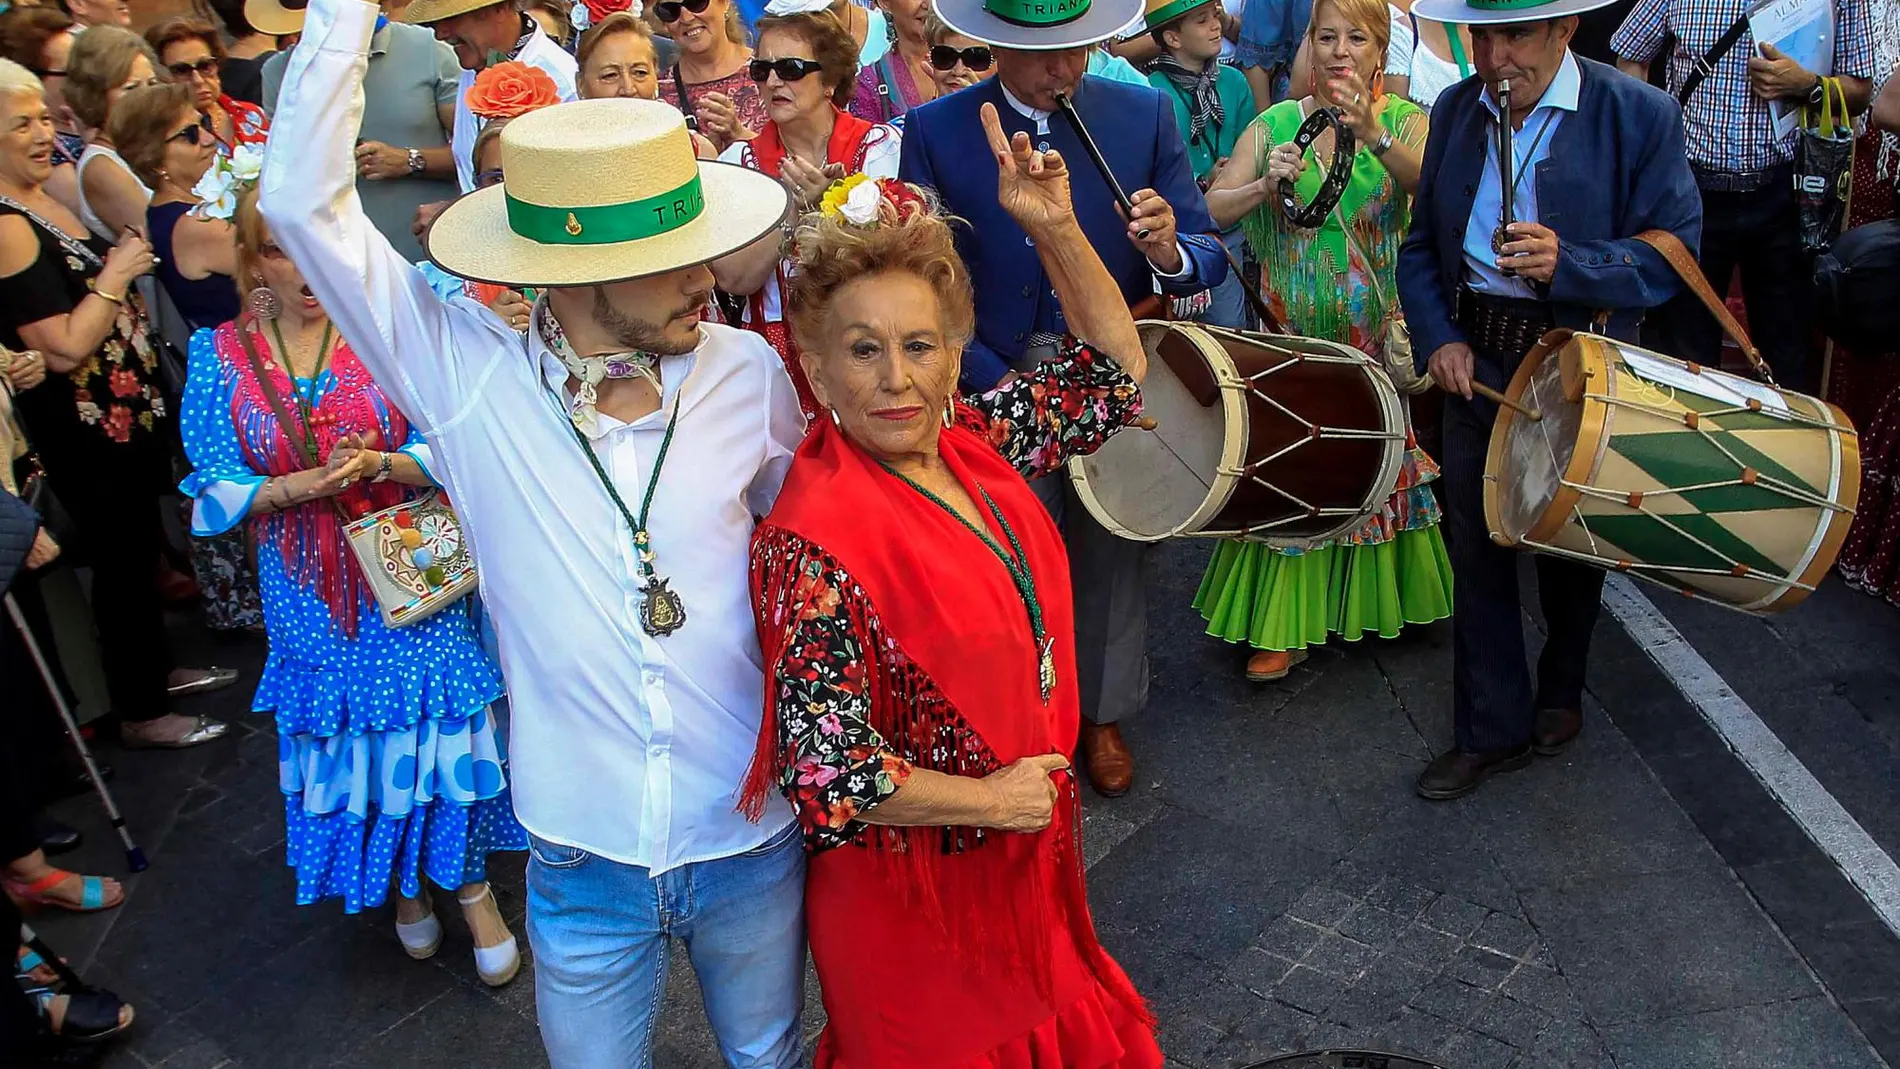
[488,288,533,333]
[25,528,59,570]
[98,230,155,295]
[1322,68,1379,144]
[695,92,753,148]
[982,101,1075,237]
[1262,140,1307,198]
[6,349,46,390]
[782,154,844,210]
[316,432,384,492]
[979,753,1071,832]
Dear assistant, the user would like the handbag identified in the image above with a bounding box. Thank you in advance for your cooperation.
[1796,77,1854,254]
[233,323,476,627]
[1335,203,1429,394]
[1813,218,1900,353]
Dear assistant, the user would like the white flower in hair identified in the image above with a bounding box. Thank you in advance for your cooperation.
[227,144,265,183]
[838,178,884,226]
[192,142,269,221]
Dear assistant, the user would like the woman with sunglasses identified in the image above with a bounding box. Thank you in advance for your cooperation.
[713,9,898,417]
[846,0,940,123]
[650,0,766,154]
[112,83,237,334]
[143,18,270,155]
[920,14,994,98]
[66,25,160,242]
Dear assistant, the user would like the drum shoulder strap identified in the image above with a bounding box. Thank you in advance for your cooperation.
[1630,229,1770,384]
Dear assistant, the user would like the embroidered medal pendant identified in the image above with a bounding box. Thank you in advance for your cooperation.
[1038,637,1056,704]
[1492,225,1510,256]
[640,576,687,637]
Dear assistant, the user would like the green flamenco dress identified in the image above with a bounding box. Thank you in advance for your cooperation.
[1193,94,1454,655]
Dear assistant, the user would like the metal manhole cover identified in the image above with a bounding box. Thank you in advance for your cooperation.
[1242,1051,1446,1069]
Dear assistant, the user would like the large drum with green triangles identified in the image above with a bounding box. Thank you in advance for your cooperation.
[1484,331,1859,614]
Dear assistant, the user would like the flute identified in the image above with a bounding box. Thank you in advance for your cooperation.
[1493,78,1515,277]
[1052,92,1151,240]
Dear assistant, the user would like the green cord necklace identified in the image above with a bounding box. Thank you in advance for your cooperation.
[268,318,334,468]
[882,465,1055,704]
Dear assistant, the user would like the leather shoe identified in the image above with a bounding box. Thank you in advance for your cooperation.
[1534,707,1582,756]
[35,815,82,856]
[1079,722,1134,798]
[1415,745,1533,801]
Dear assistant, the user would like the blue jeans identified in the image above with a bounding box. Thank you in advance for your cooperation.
[526,822,807,1069]
[1196,229,1254,331]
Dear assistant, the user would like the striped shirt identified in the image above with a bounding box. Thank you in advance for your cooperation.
[1611,0,1876,173]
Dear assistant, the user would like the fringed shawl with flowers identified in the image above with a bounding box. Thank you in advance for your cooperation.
[217,318,412,635]
[743,341,1161,1069]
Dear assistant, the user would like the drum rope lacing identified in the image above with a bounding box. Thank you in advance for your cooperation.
[1520,376,1854,601]
[1224,353,1405,535]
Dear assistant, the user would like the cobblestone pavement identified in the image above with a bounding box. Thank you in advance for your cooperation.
[26,540,1897,1069]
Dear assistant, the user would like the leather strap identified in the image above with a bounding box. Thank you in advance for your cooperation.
[1631,229,1771,383]
[1677,13,1751,108]
[233,319,352,518]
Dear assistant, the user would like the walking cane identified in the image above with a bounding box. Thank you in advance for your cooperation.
[19,922,89,990]
[4,594,148,872]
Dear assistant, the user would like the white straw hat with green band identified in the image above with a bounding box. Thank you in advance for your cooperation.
[1410,0,1617,26]
[932,0,1144,51]
[425,98,789,288]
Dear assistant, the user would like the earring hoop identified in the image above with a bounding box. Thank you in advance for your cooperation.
[941,397,955,429]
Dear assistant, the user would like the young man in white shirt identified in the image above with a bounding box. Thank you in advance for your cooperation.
[398,0,580,191]
[259,1,807,1065]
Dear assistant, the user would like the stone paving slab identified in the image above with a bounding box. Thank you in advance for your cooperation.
[32,541,1890,1069]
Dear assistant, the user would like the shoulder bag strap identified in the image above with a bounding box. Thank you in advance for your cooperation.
[233,320,324,467]
[1631,229,1770,383]
[672,64,694,117]
[1676,13,1751,107]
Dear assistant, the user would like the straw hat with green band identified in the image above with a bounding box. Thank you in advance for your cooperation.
[425,98,789,288]
[933,0,1143,51]
[1410,0,1616,26]
[399,0,510,25]
[1142,0,1215,33]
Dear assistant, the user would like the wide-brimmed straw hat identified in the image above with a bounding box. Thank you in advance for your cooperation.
[245,0,310,36]
[425,98,789,288]
[933,0,1143,51]
[400,0,510,25]
[1411,0,1618,25]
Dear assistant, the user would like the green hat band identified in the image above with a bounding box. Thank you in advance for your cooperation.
[984,0,1091,27]
[1144,0,1210,28]
[506,173,704,246]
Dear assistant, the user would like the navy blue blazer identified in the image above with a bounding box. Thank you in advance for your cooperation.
[900,75,1227,392]
[1396,56,1702,375]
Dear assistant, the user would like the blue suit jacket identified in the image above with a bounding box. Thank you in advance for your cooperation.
[1396,56,1702,376]
[900,75,1227,392]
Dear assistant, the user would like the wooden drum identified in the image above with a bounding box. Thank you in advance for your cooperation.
[1069,321,1406,546]
[1484,330,1860,613]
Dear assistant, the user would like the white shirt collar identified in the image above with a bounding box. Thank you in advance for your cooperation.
[531,312,699,439]
[1481,49,1581,120]
[1000,80,1051,122]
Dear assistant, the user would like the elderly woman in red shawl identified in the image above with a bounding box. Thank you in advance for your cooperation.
[742,103,1163,1069]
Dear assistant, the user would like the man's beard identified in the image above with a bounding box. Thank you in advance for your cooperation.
[591,285,701,356]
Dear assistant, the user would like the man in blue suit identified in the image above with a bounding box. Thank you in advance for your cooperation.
[1396,0,1700,800]
[902,0,1228,794]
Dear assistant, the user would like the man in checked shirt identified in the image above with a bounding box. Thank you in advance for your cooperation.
[1612,0,1875,393]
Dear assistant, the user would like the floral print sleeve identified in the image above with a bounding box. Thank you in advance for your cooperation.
[964,337,1143,478]
[771,554,915,851]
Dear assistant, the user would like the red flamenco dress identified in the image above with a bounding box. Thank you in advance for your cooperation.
[721,108,901,421]
[745,340,1163,1069]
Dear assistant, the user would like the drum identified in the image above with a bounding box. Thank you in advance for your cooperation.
[1069,321,1406,545]
[1484,330,1860,613]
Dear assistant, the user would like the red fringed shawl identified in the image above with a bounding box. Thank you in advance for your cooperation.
[219,318,409,635]
[745,412,1155,1067]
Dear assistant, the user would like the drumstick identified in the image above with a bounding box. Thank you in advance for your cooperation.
[1053,93,1152,240]
[1472,381,1541,421]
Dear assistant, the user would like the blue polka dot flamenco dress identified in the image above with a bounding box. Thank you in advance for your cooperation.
[177,323,527,944]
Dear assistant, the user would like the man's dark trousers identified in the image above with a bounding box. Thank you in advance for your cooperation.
[1439,343,1606,753]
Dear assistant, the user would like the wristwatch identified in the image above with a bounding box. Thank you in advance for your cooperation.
[1806,76,1826,107]
[373,452,394,483]
[406,147,425,176]
[1369,129,1394,157]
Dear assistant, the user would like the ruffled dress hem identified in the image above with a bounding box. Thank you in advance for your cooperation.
[814,979,1163,1069]
[1194,526,1454,651]
[283,791,526,913]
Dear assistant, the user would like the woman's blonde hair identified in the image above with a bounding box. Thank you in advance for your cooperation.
[0,56,43,101]
[922,12,962,45]
[755,11,858,110]
[65,24,158,130]
[1307,0,1390,66]
[576,10,656,87]
[108,81,193,188]
[785,185,975,360]
[232,182,269,299]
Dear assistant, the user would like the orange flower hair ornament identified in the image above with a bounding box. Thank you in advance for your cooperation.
[465,61,563,122]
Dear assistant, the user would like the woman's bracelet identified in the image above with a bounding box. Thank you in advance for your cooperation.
[372,451,393,483]
[88,280,124,305]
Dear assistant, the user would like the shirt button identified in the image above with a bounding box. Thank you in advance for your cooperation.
[1014,331,1025,342]
[1021,285,1033,297]
[1037,141,1050,152]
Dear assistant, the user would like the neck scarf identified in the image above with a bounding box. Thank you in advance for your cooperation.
[746,106,877,178]
[534,296,662,434]
[1154,54,1223,146]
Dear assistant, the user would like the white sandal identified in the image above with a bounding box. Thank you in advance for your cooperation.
[394,892,443,961]
[458,883,520,987]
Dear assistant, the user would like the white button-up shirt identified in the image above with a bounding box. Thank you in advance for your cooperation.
[450,22,578,192]
[1462,50,1579,300]
[260,0,803,872]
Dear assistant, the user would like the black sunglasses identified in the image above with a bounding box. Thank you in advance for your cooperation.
[651,0,708,22]
[167,56,219,78]
[30,67,66,79]
[748,56,823,83]
[167,123,205,145]
[928,45,993,71]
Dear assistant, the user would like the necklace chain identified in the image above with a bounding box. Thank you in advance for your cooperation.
[267,317,335,467]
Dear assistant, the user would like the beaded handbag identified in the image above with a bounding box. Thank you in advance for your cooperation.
[343,492,477,627]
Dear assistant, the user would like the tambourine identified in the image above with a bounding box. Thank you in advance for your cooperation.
[1277,107,1355,230]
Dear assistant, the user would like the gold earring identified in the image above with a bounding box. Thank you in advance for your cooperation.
[941,397,955,428]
